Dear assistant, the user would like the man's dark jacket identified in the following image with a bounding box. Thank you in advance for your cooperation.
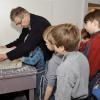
[6,14,52,61]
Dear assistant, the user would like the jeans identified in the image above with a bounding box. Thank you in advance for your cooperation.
[23,47,46,68]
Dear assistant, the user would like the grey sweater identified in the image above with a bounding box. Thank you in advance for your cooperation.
[55,51,89,100]
[46,53,63,87]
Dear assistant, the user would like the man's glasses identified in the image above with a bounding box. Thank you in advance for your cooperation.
[15,16,24,26]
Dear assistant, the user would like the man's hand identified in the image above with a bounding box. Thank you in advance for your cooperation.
[0,45,6,48]
[0,54,8,61]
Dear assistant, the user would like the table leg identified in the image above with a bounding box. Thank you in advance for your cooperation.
[29,89,34,100]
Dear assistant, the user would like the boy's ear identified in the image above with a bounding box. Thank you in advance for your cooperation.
[59,46,65,52]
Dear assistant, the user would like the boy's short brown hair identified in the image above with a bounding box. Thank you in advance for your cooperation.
[43,26,54,41]
[84,9,100,28]
[49,23,80,52]
[10,7,29,21]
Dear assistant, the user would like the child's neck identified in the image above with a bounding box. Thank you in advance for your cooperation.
[62,51,68,55]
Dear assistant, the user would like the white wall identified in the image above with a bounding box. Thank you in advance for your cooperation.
[0,0,92,45]
[52,0,87,28]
